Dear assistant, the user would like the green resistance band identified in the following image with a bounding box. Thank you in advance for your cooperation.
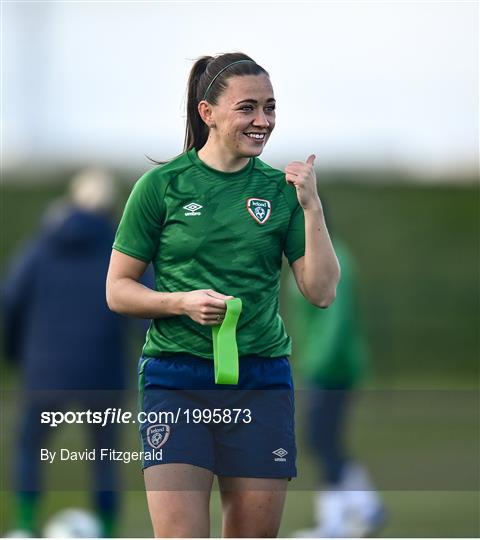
[212,298,242,385]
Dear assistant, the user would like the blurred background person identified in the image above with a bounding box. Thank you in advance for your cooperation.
[2,169,126,538]
[289,216,386,538]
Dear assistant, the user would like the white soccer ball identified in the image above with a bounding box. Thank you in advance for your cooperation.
[43,508,103,538]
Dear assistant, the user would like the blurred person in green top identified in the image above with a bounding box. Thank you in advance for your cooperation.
[289,233,386,538]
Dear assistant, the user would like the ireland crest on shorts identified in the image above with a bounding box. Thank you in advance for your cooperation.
[247,198,272,224]
[147,424,170,449]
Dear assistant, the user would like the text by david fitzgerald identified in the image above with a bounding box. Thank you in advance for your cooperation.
[41,448,162,464]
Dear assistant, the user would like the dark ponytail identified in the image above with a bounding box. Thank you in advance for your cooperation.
[184,56,213,153]
[183,52,269,152]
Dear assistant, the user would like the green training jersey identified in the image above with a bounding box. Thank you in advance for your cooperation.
[113,148,305,359]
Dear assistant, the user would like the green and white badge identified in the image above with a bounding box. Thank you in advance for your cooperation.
[247,198,272,224]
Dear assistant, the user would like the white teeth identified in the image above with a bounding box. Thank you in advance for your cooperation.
[246,133,265,139]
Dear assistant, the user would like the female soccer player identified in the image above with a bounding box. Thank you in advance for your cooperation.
[106,52,340,537]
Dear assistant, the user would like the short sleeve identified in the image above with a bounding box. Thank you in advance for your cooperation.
[113,169,166,263]
[284,199,305,265]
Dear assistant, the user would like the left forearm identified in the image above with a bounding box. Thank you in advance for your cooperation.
[284,154,340,307]
[301,202,340,307]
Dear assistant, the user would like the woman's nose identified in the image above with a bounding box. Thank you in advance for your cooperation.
[252,110,269,127]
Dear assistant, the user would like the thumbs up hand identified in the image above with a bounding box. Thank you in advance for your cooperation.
[284,154,322,211]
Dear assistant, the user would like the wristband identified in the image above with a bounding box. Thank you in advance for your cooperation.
[212,298,242,385]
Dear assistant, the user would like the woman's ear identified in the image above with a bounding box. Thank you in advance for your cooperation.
[198,101,216,128]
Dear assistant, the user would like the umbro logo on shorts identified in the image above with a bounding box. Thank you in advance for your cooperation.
[247,198,272,224]
[272,448,288,462]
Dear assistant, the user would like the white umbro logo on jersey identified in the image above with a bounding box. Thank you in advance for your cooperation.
[272,448,288,462]
[183,202,202,216]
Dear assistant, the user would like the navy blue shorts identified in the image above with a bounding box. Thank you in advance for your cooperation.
[138,354,296,478]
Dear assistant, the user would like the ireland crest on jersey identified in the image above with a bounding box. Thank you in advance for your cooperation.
[247,198,272,224]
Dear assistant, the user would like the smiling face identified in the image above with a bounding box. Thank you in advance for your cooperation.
[201,74,276,161]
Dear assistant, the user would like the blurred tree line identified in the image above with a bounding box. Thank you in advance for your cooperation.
[2,169,478,388]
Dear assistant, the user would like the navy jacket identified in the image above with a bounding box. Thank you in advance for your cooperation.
[3,208,128,390]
